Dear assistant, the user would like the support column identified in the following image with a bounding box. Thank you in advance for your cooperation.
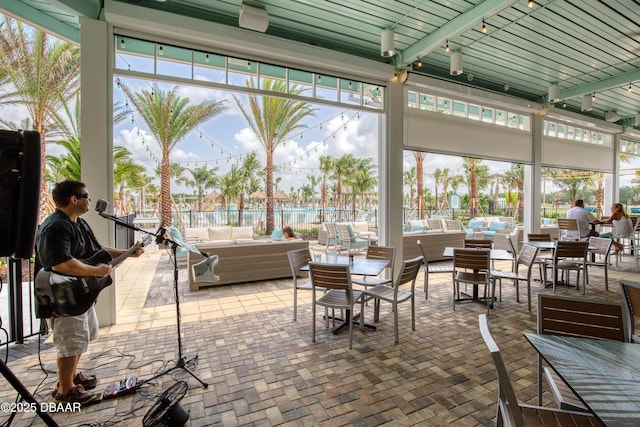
[80,17,116,326]
[525,114,543,235]
[379,79,404,267]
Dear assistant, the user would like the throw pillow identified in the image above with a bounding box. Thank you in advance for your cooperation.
[270,228,284,241]
[489,221,507,231]
[468,219,485,229]
[411,225,429,231]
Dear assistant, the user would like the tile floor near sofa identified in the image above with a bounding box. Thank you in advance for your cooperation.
[2,243,640,426]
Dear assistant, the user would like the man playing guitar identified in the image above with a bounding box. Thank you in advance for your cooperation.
[36,180,143,406]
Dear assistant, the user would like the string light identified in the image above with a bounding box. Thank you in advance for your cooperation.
[482,19,487,33]
[205,54,209,63]
[528,0,534,7]
[592,92,596,100]
[628,83,633,93]
[158,45,163,55]
[445,40,450,52]
[562,100,567,108]
[416,57,423,68]
[120,37,125,49]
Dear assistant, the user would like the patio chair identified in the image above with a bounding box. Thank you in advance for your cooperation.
[452,248,493,314]
[584,236,612,291]
[417,239,453,299]
[288,248,324,322]
[351,245,395,289]
[479,314,603,427]
[545,241,588,294]
[464,239,492,249]
[308,263,365,349]
[527,233,553,281]
[536,293,627,411]
[362,256,422,343]
[336,223,369,254]
[490,243,539,311]
[320,222,338,248]
[426,219,443,230]
[620,280,640,343]
[558,217,580,241]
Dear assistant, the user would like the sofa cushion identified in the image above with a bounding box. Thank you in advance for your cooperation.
[209,226,232,240]
[351,221,369,234]
[489,221,508,231]
[468,219,486,229]
[184,227,209,242]
[231,226,253,239]
[270,228,284,240]
[409,219,427,228]
[411,224,429,231]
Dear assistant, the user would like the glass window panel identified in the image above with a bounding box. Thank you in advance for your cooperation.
[557,123,565,138]
[363,84,383,109]
[482,107,493,122]
[260,63,286,79]
[437,97,451,113]
[289,69,313,98]
[116,53,154,73]
[339,79,360,105]
[453,101,466,117]
[408,91,418,108]
[566,126,574,140]
[495,109,506,126]
[316,74,337,102]
[548,122,556,137]
[468,104,480,120]
[507,112,518,128]
[420,94,435,111]
[575,128,582,141]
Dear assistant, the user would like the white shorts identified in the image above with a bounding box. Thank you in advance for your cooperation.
[49,306,99,358]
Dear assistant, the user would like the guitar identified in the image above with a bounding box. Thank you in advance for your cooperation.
[35,238,149,317]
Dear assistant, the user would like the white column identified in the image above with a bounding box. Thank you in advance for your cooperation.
[80,17,116,326]
[379,78,404,267]
[525,114,543,235]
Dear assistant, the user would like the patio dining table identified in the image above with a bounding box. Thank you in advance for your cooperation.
[525,333,640,426]
[301,256,388,334]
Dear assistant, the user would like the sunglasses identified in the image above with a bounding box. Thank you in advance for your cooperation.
[75,193,90,199]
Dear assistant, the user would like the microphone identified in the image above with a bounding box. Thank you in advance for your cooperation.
[95,199,109,214]
[155,225,166,245]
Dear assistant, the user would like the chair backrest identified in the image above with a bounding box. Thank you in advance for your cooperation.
[587,236,612,256]
[537,293,627,342]
[620,280,640,339]
[308,263,352,292]
[287,248,311,281]
[365,245,395,274]
[478,314,525,427]
[527,233,551,242]
[464,239,492,249]
[426,219,443,230]
[324,222,338,240]
[453,248,491,271]
[553,240,588,260]
[443,219,463,231]
[516,243,539,272]
[416,239,429,264]
[395,256,423,287]
[558,218,580,240]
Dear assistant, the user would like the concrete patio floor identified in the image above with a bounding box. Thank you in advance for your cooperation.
[2,243,639,426]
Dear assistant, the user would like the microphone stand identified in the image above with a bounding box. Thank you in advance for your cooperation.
[96,209,209,388]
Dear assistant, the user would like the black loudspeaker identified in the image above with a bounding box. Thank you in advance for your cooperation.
[0,130,41,259]
[142,381,189,427]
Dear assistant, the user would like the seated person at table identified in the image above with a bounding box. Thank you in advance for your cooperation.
[566,199,599,239]
[593,203,633,254]
[282,226,297,240]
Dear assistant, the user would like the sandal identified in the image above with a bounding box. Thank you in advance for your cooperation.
[612,244,623,255]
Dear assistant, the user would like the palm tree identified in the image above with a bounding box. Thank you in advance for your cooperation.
[218,166,241,225]
[347,158,377,218]
[463,157,490,218]
[306,175,321,210]
[333,154,356,218]
[119,82,227,226]
[414,152,426,218]
[546,167,590,205]
[404,167,416,212]
[233,78,316,234]
[185,166,218,212]
[318,155,334,220]
[0,15,81,221]
[503,164,524,221]
[113,146,146,214]
[237,152,261,225]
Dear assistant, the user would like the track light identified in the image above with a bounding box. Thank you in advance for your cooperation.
[548,84,560,103]
[416,57,423,68]
[482,19,487,33]
[450,51,463,76]
[528,0,534,7]
[581,94,593,111]
[381,29,396,57]
[445,40,450,52]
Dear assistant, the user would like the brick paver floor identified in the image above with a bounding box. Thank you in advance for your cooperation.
[2,243,639,426]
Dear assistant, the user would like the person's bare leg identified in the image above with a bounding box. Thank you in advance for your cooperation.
[57,355,80,395]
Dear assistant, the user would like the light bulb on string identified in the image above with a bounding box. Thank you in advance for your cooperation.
[445,40,450,52]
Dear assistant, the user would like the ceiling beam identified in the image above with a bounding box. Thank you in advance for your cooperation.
[559,70,640,100]
[45,0,102,19]
[1,1,79,43]
[397,0,519,69]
